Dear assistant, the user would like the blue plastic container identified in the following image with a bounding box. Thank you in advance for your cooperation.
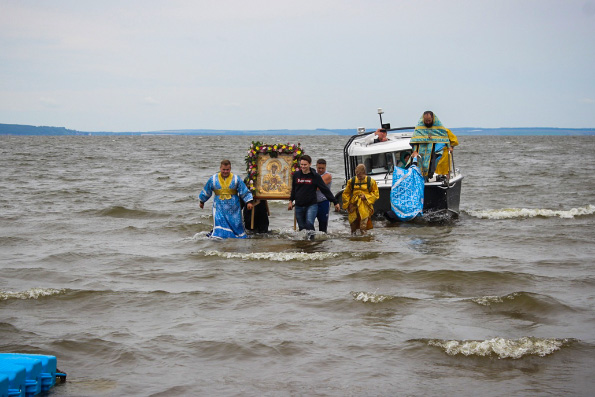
[0,363,26,397]
[0,355,56,392]
[0,358,40,397]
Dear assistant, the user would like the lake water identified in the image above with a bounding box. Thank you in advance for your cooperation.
[1,134,594,396]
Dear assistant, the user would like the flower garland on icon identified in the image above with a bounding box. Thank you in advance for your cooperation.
[245,141,304,194]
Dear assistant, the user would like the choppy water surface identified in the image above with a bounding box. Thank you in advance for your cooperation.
[1,135,594,396]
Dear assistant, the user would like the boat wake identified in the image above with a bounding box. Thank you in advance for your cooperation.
[464,204,594,219]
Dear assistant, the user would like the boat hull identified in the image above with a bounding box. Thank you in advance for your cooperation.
[336,176,463,221]
[421,177,462,219]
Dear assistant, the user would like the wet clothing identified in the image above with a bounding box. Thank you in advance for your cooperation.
[316,172,332,233]
[290,168,337,232]
[295,203,318,233]
[342,176,379,232]
[199,172,253,239]
[243,200,269,234]
[316,200,330,233]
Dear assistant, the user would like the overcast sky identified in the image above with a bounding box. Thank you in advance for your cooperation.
[1,0,594,131]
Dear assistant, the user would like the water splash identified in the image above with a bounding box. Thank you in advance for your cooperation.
[471,292,521,306]
[465,204,594,219]
[351,291,394,303]
[427,337,569,359]
[0,287,67,300]
[196,250,339,261]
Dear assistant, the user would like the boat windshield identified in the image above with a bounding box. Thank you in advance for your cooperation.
[354,151,413,175]
[355,152,394,175]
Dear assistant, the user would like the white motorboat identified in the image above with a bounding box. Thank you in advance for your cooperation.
[336,111,463,221]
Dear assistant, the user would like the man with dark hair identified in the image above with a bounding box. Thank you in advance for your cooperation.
[365,128,388,145]
[199,159,254,239]
[288,155,340,238]
[420,110,458,177]
[423,111,434,127]
[315,158,333,233]
[410,111,457,179]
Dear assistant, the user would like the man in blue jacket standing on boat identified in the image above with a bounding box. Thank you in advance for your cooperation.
[288,155,340,239]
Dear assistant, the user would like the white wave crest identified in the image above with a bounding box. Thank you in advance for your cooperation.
[428,337,567,359]
[471,292,520,306]
[466,204,594,219]
[197,250,339,261]
[351,291,394,303]
[0,288,66,300]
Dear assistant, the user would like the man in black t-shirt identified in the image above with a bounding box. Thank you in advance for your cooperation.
[288,155,340,236]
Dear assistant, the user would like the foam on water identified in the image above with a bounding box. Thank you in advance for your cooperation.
[427,337,569,359]
[351,291,395,303]
[0,287,66,300]
[471,292,521,306]
[465,204,594,219]
[196,250,340,261]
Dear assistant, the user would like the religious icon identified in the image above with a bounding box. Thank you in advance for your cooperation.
[254,154,293,199]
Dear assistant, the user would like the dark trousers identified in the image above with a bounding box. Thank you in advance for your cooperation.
[316,200,330,233]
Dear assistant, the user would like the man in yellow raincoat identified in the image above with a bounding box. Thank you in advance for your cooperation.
[342,164,380,235]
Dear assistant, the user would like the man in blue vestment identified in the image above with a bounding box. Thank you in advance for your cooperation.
[199,160,254,239]
[390,151,424,221]
[409,111,451,179]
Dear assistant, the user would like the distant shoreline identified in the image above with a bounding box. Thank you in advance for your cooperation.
[1,123,594,136]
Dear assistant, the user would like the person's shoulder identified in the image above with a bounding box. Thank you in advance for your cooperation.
[314,171,326,182]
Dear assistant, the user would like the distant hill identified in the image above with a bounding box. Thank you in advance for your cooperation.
[0,124,85,136]
[1,123,594,136]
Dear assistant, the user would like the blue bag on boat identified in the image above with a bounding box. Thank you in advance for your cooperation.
[390,164,424,221]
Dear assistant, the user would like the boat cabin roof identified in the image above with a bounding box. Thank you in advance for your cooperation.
[342,128,417,184]
[347,131,414,156]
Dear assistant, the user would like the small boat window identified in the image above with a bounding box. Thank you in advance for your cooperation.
[355,153,394,175]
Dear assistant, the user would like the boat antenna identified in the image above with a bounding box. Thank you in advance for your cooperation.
[377,108,391,129]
